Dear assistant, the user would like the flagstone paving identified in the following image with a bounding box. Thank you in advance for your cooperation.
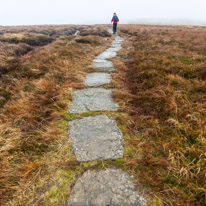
[93,59,115,72]
[97,51,117,59]
[67,32,146,205]
[106,46,122,52]
[85,73,111,87]
[67,169,146,206]
[69,88,118,113]
[69,115,124,162]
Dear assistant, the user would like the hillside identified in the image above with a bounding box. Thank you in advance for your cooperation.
[0,25,112,205]
[113,25,206,205]
[0,24,205,205]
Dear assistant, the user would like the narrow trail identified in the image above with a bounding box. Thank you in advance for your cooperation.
[67,30,146,206]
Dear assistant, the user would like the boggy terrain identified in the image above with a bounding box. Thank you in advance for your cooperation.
[0,24,205,206]
[0,25,112,205]
[113,24,206,206]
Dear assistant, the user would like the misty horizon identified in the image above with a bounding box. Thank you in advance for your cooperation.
[0,0,206,26]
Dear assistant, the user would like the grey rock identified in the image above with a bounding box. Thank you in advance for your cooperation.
[112,42,122,47]
[97,51,117,59]
[114,40,124,44]
[93,59,108,63]
[112,39,123,46]
[93,59,115,72]
[115,36,124,41]
[92,37,123,71]
[93,61,115,72]
[69,88,118,113]
[115,40,123,43]
[68,115,124,162]
[85,73,111,87]
[106,46,122,52]
[68,168,147,206]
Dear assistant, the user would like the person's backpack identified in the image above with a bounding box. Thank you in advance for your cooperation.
[113,16,118,22]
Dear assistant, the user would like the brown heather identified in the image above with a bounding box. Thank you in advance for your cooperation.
[0,24,205,206]
[0,25,111,205]
[112,24,206,206]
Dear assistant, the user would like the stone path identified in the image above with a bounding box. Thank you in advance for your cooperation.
[93,59,114,72]
[85,73,111,87]
[97,51,117,59]
[68,169,146,206]
[69,88,118,113]
[69,115,123,162]
[68,31,146,205]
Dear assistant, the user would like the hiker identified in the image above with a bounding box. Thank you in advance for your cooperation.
[111,13,119,34]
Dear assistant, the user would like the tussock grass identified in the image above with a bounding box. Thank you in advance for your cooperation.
[0,25,78,37]
[0,33,54,46]
[0,25,111,205]
[112,24,206,205]
[75,36,103,45]
[79,26,111,37]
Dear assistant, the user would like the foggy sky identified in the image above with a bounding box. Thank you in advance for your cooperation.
[0,0,206,26]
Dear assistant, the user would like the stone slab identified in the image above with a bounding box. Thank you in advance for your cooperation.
[112,42,122,47]
[97,51,117,59]
[93,59,114,72]
[106,46,122,52]
[114,40,124,43]
[115,36,124,41]
[69,88,118,113]
[68,168,146,206]
[93,59,108,63]
[85,73,111,87]
[112,39,123,46]
[68,115,124,162]
[113,40,123,44]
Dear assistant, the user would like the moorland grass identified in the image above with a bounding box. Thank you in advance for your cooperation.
[0,25,111,205]
[1,24,205,206]
[112,24,206,206]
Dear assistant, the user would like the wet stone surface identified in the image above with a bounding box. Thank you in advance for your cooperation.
[69,88,118,113]
[85,73,111,87]
[67,168,146,206]
[68,115,124,162]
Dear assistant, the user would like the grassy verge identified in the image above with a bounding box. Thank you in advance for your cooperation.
[111,25,206,206]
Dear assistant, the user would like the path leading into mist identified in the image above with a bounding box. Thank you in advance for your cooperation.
[67,30,146,206]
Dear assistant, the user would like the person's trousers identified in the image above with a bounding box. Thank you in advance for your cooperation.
[113,23,117,33]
